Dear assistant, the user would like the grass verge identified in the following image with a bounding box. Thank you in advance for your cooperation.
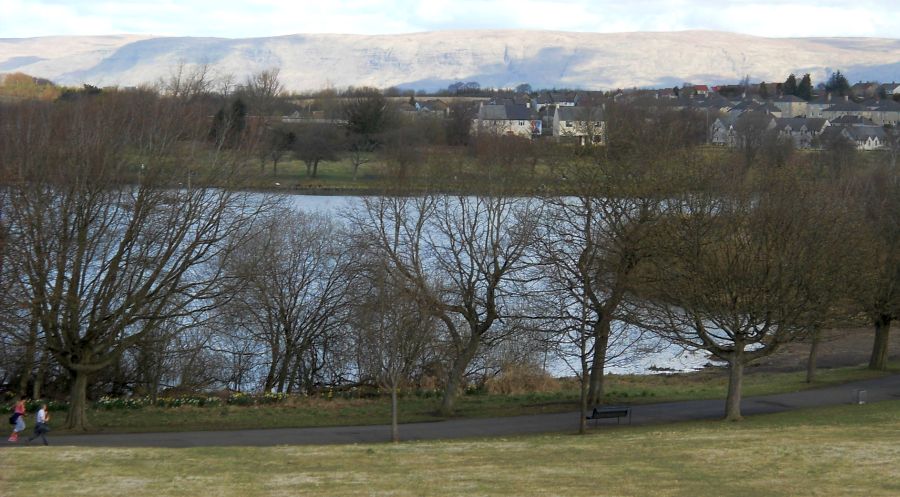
[39,364,895,435]
[3,400,900,497]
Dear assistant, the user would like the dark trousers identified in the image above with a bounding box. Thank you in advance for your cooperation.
[28,422,49,445]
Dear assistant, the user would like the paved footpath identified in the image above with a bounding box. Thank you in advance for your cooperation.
[6,374,900,448]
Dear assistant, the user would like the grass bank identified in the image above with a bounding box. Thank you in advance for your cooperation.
[41,365,893,435]
[4,400,899,496]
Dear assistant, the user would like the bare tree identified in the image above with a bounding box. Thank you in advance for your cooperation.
[349,195,539,414]
[533,160,665,431]
[293,123,343,179]
[647,165,849,421]
[226,208,354,393]
[257,125,296,176]
[852,164,900,370]
[240,68,285,116]
[0,92,270,430]
[159,62,215,101]
[354,259,434,442]
[347,135,374,182]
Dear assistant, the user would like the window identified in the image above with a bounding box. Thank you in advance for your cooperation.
[519,121,525,126]
[566,121,573,127]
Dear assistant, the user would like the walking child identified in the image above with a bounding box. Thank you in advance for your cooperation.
[7,396,26,442]
[27,402,50,445]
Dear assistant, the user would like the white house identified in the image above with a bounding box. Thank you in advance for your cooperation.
[879,82,900,97]
[534,91,578,112]
[821,100,869,121]
[772,95,809,118]
[842,126,887,150]
[552,106,606,145]
[774,117,829,148]
[473,103,541,138]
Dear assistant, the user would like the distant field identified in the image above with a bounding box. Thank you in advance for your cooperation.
[41,365,891,435]
[5,400,900,497]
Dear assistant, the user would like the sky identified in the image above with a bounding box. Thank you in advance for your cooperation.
[1,0,898,39]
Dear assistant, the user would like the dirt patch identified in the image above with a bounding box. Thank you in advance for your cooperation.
[749,327,900,373]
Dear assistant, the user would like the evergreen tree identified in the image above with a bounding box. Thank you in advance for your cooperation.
[825,71,850,97]
[783,74,798,96]
[797,74,813,101]
[759,81,769,99]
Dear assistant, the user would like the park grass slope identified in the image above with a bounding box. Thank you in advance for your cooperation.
[4,400,900,497]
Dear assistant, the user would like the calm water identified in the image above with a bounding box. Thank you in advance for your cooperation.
[286,194,710,375]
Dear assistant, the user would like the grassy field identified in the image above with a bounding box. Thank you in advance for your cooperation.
[4,400,899,496]
[43,365,893,435]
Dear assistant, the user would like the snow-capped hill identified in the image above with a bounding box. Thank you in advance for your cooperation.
[1,30,898,91]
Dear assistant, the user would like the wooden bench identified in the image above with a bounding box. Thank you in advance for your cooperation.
[586,406,631,425]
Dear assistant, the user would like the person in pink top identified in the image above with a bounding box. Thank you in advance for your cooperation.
[8,396,26,442]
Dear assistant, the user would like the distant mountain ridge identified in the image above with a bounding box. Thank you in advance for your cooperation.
[1,30,899,91]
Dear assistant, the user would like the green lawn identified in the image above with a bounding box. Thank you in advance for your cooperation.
[4,400,900,496]
[242,148,565,193]
[42,365,893,435]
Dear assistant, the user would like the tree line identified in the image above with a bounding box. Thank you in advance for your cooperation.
[0,81,896,439]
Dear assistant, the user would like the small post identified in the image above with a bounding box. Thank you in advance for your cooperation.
[853,389,867,405]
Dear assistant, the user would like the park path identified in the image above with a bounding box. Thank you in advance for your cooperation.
[5,374,900,448]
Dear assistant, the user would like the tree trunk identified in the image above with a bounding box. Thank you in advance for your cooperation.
[264,361,278,392]
[272,158,279,177]
[275,341,294,393]
[305,161,312,177]
[391,385,399,443]
[32,349,50,400]
[869,314,892,371]
[18,322,38,396]
[264,341,281,392]
[65,370,91,431]
[352,163,360,182]
[439,336,480,416]
[806,327,821,383]
[312,159,320,178]
[724,352,744,421]
[578,367,589,435]
[586,320,611,405]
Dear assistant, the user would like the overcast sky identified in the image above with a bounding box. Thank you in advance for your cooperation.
[1,0,898,39]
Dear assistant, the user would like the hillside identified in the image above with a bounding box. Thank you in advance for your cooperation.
[1,30,899,91]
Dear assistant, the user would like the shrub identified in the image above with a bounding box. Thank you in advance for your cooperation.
[484,363,562,395]
[226,392,254,406]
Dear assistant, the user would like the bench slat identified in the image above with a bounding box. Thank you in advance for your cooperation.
[586,406,631,425]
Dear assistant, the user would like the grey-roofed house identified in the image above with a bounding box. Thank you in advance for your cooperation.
[534,91,578,111]
[870,100,900,126]
[710,112,776,148]
[829,115,877,126]
[879,82,900,96]
[729,99,782,117]
[711,114,739,146]
[552,106,606,145]
[774,117,829,148]
[821,125,887,151]
[841,126,887,150]
[772,95,809,118]
[807,95,836,118]
[850,82,881,99]
[821,100,869,121]
[473,103,541,138]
